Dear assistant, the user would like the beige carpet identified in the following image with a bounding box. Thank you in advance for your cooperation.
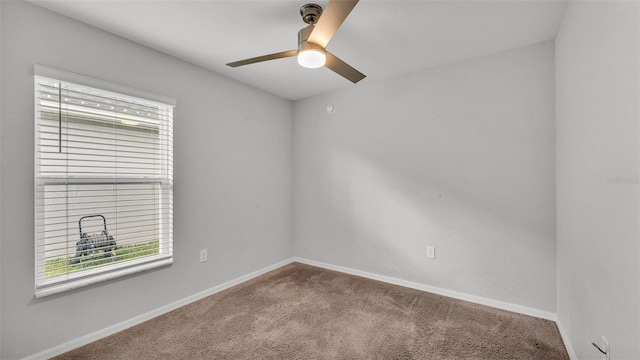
[54,262,569,359]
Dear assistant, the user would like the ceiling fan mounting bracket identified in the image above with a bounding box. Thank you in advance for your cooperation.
[300,3,323,24]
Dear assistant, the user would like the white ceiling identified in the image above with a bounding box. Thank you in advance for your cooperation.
[27,0,568,101]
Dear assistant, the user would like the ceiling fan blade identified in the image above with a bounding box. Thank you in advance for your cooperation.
[308,0,359,48]
[325,51,365,83]
[227,50,298,67]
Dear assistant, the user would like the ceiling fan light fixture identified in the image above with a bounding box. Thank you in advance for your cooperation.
[298,49,326,68]
[298,40,325,68]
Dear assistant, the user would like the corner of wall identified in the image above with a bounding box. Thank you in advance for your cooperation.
[555,318,578,360]
[289,99,296,259]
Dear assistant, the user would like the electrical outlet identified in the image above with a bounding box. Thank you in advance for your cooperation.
[200,249,208,263]
[426,246,435,259]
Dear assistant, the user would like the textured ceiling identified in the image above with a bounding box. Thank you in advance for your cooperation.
[28,0,568,100]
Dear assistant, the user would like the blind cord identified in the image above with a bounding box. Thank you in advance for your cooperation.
[58,82,62,153]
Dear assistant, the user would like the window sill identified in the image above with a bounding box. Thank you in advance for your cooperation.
[35,255,173,298]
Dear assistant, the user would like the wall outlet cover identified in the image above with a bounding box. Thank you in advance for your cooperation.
[427,246,435,259]
[200,249,208,263]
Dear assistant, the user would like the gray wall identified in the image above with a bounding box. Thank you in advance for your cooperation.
[293,41,557,312]
[556,1,640,359]
[0,2,293,359]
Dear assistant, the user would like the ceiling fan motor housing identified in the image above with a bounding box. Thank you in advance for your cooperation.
[298,25,315,46]
[298,17,323,55]
[298,39,324,55]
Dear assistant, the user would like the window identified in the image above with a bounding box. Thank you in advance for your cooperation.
[34,65,175,297]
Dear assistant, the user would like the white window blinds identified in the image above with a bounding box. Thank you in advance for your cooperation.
[34,66,175,297]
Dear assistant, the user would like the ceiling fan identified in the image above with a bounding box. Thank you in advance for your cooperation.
[226,0,366,83]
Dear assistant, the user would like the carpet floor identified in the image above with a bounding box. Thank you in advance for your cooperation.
[53,262,569,359]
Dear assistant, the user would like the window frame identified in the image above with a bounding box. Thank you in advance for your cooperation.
[33,65,176,298]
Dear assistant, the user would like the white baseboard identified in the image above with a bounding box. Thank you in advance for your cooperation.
[293,257,557,321]
[24,258,295,360]
[555,317,577,360]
